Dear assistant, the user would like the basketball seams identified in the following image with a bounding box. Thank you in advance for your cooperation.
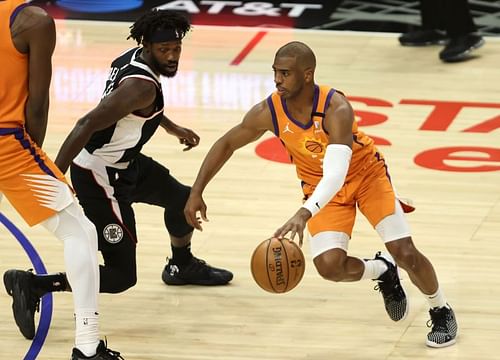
[265,238,278,293]
[286,240,305,292]
[295,244,306,287]
[281,238,291,292]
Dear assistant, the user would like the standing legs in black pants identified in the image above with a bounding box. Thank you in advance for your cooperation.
[399,0,484,62]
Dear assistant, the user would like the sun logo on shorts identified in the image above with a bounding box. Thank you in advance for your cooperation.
[103,224,124,244]
[301,137,325,155]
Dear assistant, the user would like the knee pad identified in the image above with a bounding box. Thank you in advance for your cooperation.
[375,199,411,243]
[310,231,349,259]
[41,200,96,244]
[165,210,193,238]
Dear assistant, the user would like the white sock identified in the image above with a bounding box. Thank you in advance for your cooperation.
[75,310,100,356]
[425,287,448,309]
[361,258,388,280]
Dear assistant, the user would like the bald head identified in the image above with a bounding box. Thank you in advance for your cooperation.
[275,41,316,71]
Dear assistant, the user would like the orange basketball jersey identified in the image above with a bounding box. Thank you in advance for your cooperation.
[267,85,378,186]
[268,85,396,236]
[0,0,29,127]
[0,1,73,226]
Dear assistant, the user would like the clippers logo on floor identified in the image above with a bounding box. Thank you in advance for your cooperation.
[103,224,124,244]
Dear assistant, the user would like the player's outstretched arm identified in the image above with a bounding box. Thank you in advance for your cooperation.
[160,115,200,151]
[184,100,272,230]
[55,78,156,173]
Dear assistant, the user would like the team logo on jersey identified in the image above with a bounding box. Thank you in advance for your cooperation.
[103,224,124,244]
[302,137,325,155]
[314,121,322,134]
[283,122,294,134]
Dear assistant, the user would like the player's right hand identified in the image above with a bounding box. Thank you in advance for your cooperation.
[184,193,208,231]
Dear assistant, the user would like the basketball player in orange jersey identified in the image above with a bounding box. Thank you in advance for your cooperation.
[0,0,122,358]
[185,41,458,348]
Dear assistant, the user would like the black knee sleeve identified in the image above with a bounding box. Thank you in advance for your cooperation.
[99,263,137,294]
[164,184,193,237]
[165,209,193,238]
[98,236,138,294]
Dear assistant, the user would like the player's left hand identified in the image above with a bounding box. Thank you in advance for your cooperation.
[274,207,312,247]
[184,192,208,231]
[175,127,200,151]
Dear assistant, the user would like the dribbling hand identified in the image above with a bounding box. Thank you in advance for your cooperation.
[273,207,312,247]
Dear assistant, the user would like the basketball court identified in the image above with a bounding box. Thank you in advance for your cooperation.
[1,19,499,359]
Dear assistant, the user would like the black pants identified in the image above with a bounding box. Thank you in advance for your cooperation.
[420,0,476,37]
[71,153,193,293]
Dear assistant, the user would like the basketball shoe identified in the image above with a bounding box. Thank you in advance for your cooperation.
[71,340,124,359]
[162,257,233,285]
[3,269,40,339]
[398,29,448,46]
[426,305,458,347]
[372,252,409,322]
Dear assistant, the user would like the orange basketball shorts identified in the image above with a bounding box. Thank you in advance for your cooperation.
[0,127,73,226]
[303,153,395,238]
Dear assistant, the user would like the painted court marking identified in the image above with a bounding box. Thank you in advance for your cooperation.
[230,31,268,65]
[0,212,53,360]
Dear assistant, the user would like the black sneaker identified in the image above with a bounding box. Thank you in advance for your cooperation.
[439,34,484,62]
[162,257,233,285]
[399,29,448,46]
[426,305,458,348]
[3,269,40,339]
[71,340,124,359]
[373,252,409,322]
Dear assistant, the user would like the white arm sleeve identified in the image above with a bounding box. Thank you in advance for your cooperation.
[301,144,352,216]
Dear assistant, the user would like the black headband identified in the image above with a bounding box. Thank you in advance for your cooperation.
[148,28,182,43]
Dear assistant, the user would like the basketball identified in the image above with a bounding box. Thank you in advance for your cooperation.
[250,237,305,293]
[305,140,323,153]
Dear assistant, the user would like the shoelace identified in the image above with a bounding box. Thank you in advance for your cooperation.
[188,258,211,275]
[193,257,209,266]
[104,348,124,360]
[168,257,208,268]
[102,339,125,360]
[374,282,395,301]
[374,274,404,301]
[427,309,448,331]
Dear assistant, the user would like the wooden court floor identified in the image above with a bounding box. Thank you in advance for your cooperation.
[1,20,499,359]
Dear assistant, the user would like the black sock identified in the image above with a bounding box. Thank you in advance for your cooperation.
[171,243,193,266]
[32,273,68,296]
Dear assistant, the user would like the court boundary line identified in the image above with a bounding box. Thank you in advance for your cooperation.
[0,212,53,360]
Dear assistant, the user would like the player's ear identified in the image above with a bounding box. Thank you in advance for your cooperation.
[304,67,313,83]
[142,41,152,53]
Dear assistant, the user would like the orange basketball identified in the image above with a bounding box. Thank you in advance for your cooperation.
[250,237,305,293]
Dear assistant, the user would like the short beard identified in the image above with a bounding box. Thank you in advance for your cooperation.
[161,68,177,77]
[150,54,177,77]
